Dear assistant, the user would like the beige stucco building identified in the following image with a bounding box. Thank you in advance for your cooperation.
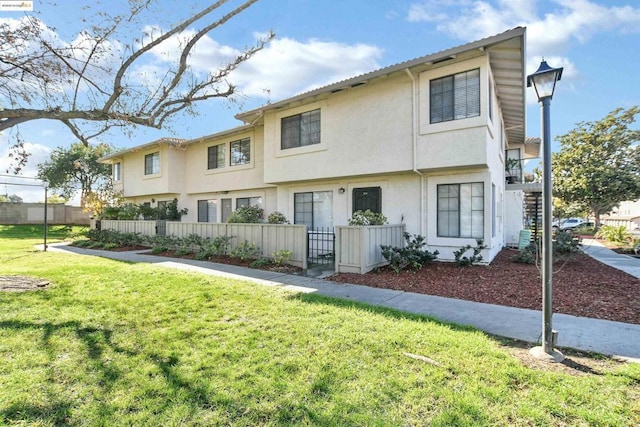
[100,27,539,262]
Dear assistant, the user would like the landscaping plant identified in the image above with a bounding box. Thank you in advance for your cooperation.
[348,209,388,226]
[380,232,438,273]
[453,239,487,266]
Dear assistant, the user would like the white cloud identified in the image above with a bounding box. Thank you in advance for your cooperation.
[232,37,383,100]
[140,28,383,102]
[0,140,50,202]
[406,0,640,71]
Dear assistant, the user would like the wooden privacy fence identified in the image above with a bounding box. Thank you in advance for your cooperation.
[95,220,308,269]
[335,224,406,274]
[93,220,407,274]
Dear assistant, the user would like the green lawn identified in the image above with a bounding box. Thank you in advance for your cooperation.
[1,225,639,426]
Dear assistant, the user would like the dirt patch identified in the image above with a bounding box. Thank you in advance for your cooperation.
[0,276,50,292]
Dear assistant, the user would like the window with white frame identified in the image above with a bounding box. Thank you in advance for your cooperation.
[294,191,333,229]
[113,162,121,181]
[236,196,262,209]
[430,69,480,124]
[437,182,484,238]
[207,143,225,169]
[230,138,250,166]
[197,199,218,223]
[281,109,321,149]
[144,152,159,175]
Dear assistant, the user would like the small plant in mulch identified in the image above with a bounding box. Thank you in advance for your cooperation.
[230,240,261,262]
[454,239,487,266]
[380,232,438,274]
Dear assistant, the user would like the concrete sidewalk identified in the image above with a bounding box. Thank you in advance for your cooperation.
[46,242,640,361]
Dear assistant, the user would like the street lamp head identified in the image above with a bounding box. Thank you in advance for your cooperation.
[527,59,563,101]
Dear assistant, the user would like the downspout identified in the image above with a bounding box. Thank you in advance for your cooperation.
[405,68,425,236]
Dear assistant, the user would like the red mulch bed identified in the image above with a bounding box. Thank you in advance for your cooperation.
[328,248,640,325]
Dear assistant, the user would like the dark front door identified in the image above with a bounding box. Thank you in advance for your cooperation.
[353,187,381,213]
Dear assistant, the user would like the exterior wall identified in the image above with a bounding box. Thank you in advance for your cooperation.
[184,127,271,194]
[262,76,414,184]
[181,187,278,223]
[273,173,422,233]
[504,190,525,246]
[115,143,186,198]
[416,56,493,171]
[425,169,497,262]
[0,203,90,225]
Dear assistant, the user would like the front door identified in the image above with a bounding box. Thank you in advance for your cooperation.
[353,187,381,213]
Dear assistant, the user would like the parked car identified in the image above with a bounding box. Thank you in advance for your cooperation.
[559,218,589,231]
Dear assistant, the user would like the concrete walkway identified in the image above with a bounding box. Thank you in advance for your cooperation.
[46,242,640,361]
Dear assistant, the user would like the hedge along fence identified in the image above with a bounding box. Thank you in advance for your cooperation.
[335,224,406,274]
[95,220,308,269]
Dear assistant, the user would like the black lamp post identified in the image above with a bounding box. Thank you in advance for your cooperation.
[527,59,564,362]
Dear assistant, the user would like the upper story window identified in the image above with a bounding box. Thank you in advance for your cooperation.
[207,143,225,169]
[430,69,480,124]
[230,138,250,166]
[113,162,121,181]
[144,152,159,175]
[281,109,320,149]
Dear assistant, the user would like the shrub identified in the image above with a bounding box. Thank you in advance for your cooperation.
[512,242,538,264]
[512,234,582,265]
[249,258,271,269]
[198,235,234,257]
[380,232,438,274]
[554,231,582,255]
[453,239,487,266]
[272,249,293,266]
[349,210,388,226]
[267,211,289,224]
[116,203,139,220]
[228,205,264,223]
[230,240,261,261]
[595,225,632,244]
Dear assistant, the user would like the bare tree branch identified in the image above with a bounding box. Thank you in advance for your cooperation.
[0,0,269,153]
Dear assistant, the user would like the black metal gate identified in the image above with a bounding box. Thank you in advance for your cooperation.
[307,227,335,266]
[155,220,167,236]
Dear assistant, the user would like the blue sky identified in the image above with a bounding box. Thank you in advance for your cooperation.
[1,0,639,202]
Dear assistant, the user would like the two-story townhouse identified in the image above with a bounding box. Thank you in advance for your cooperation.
[100,27,538,263]
[234,26,533,261]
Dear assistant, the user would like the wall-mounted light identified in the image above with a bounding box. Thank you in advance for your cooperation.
[338,187,346,194]
[151,198,155,203]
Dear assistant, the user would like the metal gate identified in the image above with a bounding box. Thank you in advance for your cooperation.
[307,227,335,266]
[155,220,167,236]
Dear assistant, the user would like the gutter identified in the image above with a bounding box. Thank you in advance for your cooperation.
[404,68,425,236]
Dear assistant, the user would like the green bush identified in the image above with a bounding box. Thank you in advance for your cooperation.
[554,232,582,255]
[230,240,261,261]
[267,211,289,224]
[380,232,438,274]
[595,225,632,244]
[249,258,271,269]
[272,249,293,266]
[228,205,264,223]
[512,234,582,265]
[197,235,234,258]
[453,239,487,266]
[512,242,538,264]
[349,210,388,226]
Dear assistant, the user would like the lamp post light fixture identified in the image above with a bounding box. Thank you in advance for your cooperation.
[527,59,564,362]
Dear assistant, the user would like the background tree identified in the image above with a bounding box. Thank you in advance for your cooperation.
[0,0,271,170]
[0,194,23,203]
[37,142,113,207]
[46,195,68,204]
[552,106,640,228]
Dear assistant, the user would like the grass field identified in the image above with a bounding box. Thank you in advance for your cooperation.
[1,225,639,426]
